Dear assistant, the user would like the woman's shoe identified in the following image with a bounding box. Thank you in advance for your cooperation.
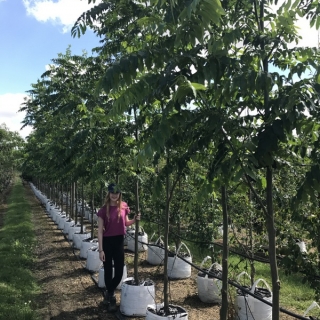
[107,295,117,312]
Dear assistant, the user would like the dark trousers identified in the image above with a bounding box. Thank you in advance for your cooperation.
[103,235,124,295]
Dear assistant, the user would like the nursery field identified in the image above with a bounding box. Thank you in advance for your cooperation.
[26,183,223,320]
[0,181,316,320]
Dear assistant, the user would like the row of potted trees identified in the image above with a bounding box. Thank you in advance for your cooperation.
[30,182,278,320]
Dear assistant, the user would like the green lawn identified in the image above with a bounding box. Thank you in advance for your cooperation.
[0,178,39,320]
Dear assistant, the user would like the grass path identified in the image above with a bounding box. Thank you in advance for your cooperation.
[0,178,39,320]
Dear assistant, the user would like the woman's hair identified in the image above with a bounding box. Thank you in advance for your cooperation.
[105,192,123,222]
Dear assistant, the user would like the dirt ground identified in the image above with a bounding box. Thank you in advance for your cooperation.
[1,182,301,320]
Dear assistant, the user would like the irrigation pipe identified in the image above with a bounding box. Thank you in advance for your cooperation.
[144,218,320,283]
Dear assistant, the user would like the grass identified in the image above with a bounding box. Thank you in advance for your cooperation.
[0,178,39,320]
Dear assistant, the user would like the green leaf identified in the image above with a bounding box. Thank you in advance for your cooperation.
[191,82,207,90]
[233,168,244,183]
[258,176,267,189]
[245,166,257,182]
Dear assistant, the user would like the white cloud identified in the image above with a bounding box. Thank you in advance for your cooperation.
[22,0,101,33]
[271,1,319,48]
[0,93,33,139]
[295,18,319,48]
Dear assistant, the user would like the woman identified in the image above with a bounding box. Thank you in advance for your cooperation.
[97,183,140,312]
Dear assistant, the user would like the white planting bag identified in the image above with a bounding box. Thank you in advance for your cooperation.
[127,227,148,252]
[63,219,75,235]
[303,301,320,318]
[124,227,135,246]
[147,236,165,266]
[86,247,102,272]
[68,223,85,241]
[58,215,68,230]
[73,232,91,250]
[80,238,98,259]
[98,265,127,289]
[235,272,272,320]
[167,242,192,279]
[120,277,155,317]
[197,256,222,303]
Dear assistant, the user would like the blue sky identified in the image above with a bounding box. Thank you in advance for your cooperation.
[0,0,100,138]
[0,0,318,139]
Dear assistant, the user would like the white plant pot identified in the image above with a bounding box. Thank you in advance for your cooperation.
[127,229,148,252]
[235,273,272,320]
[54,213,61,224]
[52,210,62,223]
[54,212,65,225]
[68,223,85,241]
[80,238,98,259]
[58,215,68,230]
[88,212,98,224]
[124,228,135,246]
[167,242,192,279]
[147,236,165,265]
[146,304,188,320]
[46,201,51,213]
[63,219,75,235]
[73,232,91,249]
[120,277,155,317]
[86,247,102,272]
[84,208,91,220]
[98,265,127,289]
[197,256,222,303]
[49,207,58,220]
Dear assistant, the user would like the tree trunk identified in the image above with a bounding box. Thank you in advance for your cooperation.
[220,185,229,320]
[100,185,104,207]
[66,183,69,217]
[60,184,63,210]
[75,181,78,224]
[266,167,280,319]
[91,187,95,239]
[134,176,140,284]
[133,105,140,284]
[81,182,84,233]
[249,188,255,285]
[70,181,74,219]
[163,156,170,314]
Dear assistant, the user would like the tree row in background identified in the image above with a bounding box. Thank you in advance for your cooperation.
[0,124,24,194]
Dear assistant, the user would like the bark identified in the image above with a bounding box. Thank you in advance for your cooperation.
[266,167,280,319]
[134,176,140,284]
[163,155,170,314]
[220,185,229,320]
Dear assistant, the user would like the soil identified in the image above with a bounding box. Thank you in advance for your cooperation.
[1,182,301,320]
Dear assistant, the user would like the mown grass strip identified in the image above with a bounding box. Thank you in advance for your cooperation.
[0,178,39,320]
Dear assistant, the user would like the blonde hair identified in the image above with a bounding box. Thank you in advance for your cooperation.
[105,192,123,222]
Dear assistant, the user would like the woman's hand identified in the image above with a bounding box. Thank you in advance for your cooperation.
[99,250,105,262]
[135,213,141,221]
